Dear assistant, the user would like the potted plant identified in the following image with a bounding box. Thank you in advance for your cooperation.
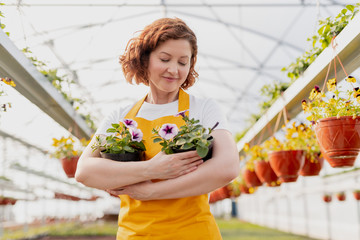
[283,122,324,176]
[227,177,242,198]
[152,110,218,160]
[241,164,262,188]
[323,194,332,203]
[336,191,346,201]
[92,119,146,162]
[244,143,280,187]
[302,75,360,167]
[52,136,90,178]
[264,129,305,183]
[353,190,360,200]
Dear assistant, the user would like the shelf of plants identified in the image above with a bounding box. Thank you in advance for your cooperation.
[0,29,92,140]
[237,13,360,153]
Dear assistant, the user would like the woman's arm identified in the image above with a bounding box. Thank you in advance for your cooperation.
[108,129,240,200]
[75,135,203,190]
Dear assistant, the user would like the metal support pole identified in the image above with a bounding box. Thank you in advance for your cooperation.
[302,179,309,237]
[325,201,332,240]
[287,195,292,233]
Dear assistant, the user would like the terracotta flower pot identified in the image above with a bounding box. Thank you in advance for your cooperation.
[254,160,279,187]
[336,193,346,201]
[239,183,250,194]
[100,151,144,162]
[242,168,262,188]
[323,195,332,203]
[61,156,79,178]
[218,186,231,199]
[300,153,324,176]
[268,150,305,182]
[314,116,360,168]
[353,191,360,200]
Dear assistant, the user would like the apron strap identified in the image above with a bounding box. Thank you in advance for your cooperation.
[126,88,189,119]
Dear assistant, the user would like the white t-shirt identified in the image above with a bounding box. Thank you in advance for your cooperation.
[96,94,229,136]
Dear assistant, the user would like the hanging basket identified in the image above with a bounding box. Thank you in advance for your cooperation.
[239,183,251,194]
[314,116,360,168]
[336,193,346,201]
[323,195,332,203]
[268,150,305,182]
[242,168,262,188]
[299,152,324,176]
[353,191,360,200]
[61,156,79,178]
[254,160,280,187]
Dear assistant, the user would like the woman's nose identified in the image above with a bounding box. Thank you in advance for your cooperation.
[167,63,178,75]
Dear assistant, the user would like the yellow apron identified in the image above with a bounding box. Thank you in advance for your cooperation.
[117,89,222,240]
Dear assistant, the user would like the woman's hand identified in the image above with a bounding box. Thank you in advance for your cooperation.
[145,151,203,180]
[106,181,154,201]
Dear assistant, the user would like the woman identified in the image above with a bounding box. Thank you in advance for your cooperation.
[75,17,240,239]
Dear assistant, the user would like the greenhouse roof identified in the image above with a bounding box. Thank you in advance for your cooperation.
[1,0,358,150]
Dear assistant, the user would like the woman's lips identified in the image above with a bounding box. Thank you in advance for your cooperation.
[163,76,178,81]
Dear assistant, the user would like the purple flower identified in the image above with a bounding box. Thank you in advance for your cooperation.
[159,124,179,140]
[122,119,137,128]
[129,128,143,142]
[174,110,188,118]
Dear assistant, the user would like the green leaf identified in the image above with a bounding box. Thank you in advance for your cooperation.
[196,146,208,158]
[153,138,163,143]
[123,146,134,152]
[341,8,348,15]
[175,138,186,145]
[182,143,195,150]
[106,128,116,133]
[111,123,120,128]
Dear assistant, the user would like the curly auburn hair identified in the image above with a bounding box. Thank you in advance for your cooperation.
[119,18,198,90]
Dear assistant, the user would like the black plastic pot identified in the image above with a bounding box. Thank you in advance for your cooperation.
[172,137,214,161]
[100,151,144,162]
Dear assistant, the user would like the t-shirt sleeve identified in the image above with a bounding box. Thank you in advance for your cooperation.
[95,110,120,136]
[201,98,229,131]
[95,104,132,136]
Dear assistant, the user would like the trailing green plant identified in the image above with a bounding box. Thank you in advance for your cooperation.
[22,47,97,131]
[0,77,15,113]
[259,81,291,113]
[283,4,360,81]
[0,1,10,36]
[237,4,360,142]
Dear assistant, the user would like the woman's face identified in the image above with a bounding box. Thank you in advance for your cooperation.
[148,39,192,94]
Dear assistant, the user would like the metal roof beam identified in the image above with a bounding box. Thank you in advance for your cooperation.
[0,30,92,139]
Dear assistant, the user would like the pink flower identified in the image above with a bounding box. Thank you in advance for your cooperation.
[129,128,143,142]
[122,119,137,128]
[174,110,188,118]
[159,124,179,140]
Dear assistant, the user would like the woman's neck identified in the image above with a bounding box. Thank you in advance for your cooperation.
[146,87,179,104]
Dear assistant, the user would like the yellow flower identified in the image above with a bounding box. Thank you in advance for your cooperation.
[1,77,16,87]
[301,100,308,112]
[309,86,322,100]
[346,76,357,83]
[243,143,250,152]
[326,78,337,92]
